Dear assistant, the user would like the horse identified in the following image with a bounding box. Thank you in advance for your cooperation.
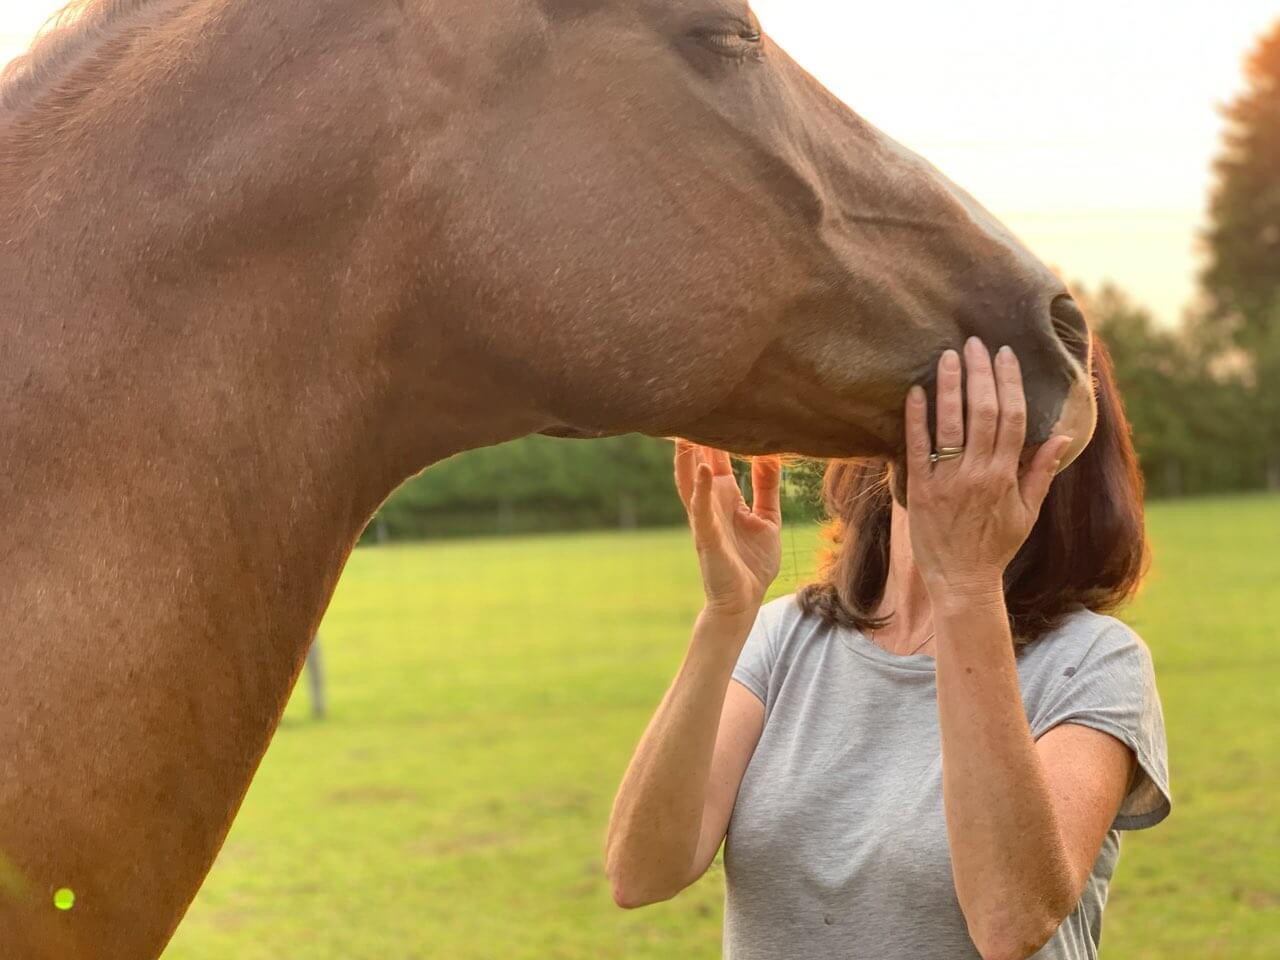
[0,0,1096,955]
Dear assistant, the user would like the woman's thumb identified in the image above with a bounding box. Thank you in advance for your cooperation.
[1021,435,1073,512]
[690,462,721,549]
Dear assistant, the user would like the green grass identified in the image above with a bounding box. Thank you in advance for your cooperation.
[163,493,1279,959]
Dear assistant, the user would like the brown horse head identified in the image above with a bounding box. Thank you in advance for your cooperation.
[428,0,1097,472]
[4,0,1095,484]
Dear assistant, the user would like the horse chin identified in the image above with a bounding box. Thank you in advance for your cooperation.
[536,425,620,440]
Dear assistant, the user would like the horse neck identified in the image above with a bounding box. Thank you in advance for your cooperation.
[0,0,543,633]
[0,2,542,879]
[0,176,540,658]
[0,7,560,956]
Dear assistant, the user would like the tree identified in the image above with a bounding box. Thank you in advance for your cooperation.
[1084,285,1192,494]
[1080,283,1263,497]
[370,433,689,540]
[1201,19,1280,487]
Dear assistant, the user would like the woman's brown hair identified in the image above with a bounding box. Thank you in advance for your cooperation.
[796,334,1149,646]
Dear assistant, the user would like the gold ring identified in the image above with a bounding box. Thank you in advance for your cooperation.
[929,447,965,463]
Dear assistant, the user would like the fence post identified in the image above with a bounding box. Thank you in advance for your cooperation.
[306,636,327,720]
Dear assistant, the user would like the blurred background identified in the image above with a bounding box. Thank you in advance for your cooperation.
[4,2,1278,957]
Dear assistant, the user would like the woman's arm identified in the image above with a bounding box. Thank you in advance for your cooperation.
[932,583,1134,960]
[604,609,764,907]
[605,442,781,908]
[905,338,1134,960]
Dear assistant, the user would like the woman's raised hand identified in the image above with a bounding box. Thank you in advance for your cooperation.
[904,336,1075,597]
[674,440,783,621]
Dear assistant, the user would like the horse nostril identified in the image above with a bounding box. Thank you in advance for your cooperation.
[1049,295,1089,363]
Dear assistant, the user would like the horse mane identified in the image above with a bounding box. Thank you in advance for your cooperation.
[0,0,175,114]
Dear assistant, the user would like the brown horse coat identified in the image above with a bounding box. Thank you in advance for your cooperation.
[0,0,1095,955]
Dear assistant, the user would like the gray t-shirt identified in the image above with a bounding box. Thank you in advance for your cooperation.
[724,593,1171,960]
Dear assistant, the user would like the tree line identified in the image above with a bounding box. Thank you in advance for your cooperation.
[370,21,1279,541]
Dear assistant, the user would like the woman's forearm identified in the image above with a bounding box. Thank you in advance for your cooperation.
[605,606,753,907]
[932,581,1077,960]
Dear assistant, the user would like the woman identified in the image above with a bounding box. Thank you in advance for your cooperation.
[605,335,1170,960]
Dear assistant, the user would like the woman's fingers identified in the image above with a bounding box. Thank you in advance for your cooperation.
[751,456,782,524]
[1019,435,1074,515]
[935,349,965,456]
[963,336,999,460]
[993,346,1028,467]
[905,384,933,482]
[676,440,748,535]
[689,460,722,550]
[708,446,734,477]
[673,439,697,510]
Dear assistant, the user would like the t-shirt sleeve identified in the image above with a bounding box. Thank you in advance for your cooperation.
[1030,619,1172,831]
[730,601,780,707]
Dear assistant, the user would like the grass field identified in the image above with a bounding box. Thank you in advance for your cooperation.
[163,493,1279,959]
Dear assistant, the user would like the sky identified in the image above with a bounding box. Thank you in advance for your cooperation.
[2,0,1275,326]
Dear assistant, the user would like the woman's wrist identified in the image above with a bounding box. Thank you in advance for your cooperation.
[694,603,759,644]
[658,604,760,699]
[924,574,1006,620]
[679,607,756,690]
[701,599,757,634]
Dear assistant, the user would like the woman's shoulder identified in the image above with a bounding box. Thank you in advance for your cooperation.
[1019,606,1162,728]
[757,591,804,626]
[732,592,832,703]
[765,595,1152,654]
[1025,605,1152,665]
[747,591,834,662]
[1022,607,1171,828]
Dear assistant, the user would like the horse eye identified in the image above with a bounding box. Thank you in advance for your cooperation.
[694,27,763,57]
